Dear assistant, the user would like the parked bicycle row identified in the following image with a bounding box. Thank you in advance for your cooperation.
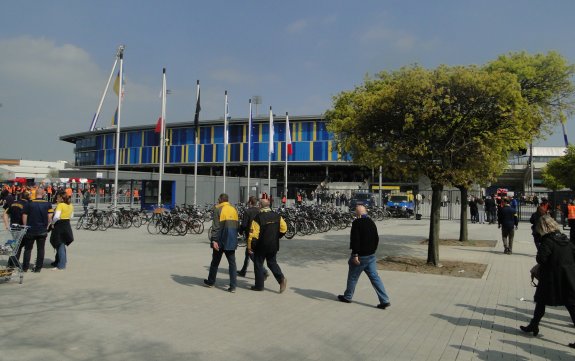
[76,203,393,237]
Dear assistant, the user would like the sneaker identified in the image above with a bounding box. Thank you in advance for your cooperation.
[279,277,287,293]
[237,271,246,277]
[377,302,391,309]
[250,286,263,291]
[227,287,236,293]
[337,295,352,304]
[203,279,214,288]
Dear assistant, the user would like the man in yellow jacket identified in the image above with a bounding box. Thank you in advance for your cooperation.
[248,198,288,293]
[204,193,239,293]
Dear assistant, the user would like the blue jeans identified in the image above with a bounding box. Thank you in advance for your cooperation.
[207,249,237,289]
[55,243,67,269]
[344,254,390,304]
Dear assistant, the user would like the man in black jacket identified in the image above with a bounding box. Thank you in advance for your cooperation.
[498,198,519,254]
[22,188,53,272]
[247,199,287,292]
[338,205,390,309]
[238,196,268,278]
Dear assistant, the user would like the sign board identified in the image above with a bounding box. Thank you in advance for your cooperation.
[96,172,103,179]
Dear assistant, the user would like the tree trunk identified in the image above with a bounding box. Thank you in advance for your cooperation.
[427,184,443,266]
[458,186,468,242]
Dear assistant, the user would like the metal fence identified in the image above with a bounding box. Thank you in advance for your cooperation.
[415,190,564,222]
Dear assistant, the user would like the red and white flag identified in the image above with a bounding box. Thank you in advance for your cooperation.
[286,113,293,155]
[154,117,162,133]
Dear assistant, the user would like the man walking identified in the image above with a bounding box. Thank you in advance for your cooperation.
[22,187,53,272]
[248,198,287,293]
[238,196,268,279]
[338,205,390,309]
[498,198,518,255]
[204,193,239,293]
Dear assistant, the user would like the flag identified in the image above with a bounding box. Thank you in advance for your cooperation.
[111,107,118,126]
[194,81,201,140]
[113,71,120,95]
[113,71,125,100]
[562,122,569,147]
[269,106,274,154]
[155,117,162,133]
[248,99,253,149]
[285,113,293,155]
[224,91,230,145]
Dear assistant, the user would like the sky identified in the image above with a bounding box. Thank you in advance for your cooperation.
[1,0,574,161]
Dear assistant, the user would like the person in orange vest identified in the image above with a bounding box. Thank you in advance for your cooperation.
[567,200,575,243]
[47,185,53,202]
[133,189,139,202]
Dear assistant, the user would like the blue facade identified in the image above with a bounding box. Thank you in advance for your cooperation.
[71,117,351,167]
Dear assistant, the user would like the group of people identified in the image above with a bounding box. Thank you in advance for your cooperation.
[204,194,287,293]
[2,186,74,272]
[203,193,391,309]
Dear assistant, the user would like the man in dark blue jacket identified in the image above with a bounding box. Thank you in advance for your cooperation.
[22,188,53,272]
[498,198,518,255]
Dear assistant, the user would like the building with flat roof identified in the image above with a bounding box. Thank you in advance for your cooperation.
[0,159,70,182]
[59,116,568,197]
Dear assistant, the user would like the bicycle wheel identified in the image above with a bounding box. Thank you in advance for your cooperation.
[190,219,204,234]
[76,215,85,230]
[147,219,162,234]
[131,215,143,228]
[285,220,296,239]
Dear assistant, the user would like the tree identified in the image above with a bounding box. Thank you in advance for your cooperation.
[47,167,59,179]
[327,64,532,265]
[542,145,575,190]
[485,51,575,136]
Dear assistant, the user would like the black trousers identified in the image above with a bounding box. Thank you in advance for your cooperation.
[569,219,575,243]
[254,251,284,289]
[22,233,47,271]
[532,302,575,326]
[239,248,268,275]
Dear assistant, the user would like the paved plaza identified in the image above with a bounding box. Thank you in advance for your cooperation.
[1,217,575,361]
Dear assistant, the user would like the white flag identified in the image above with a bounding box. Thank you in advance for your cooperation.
[269,107,274,154]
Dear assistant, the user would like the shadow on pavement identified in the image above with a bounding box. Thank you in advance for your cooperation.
[457,345,531,361]
[498,303,575,326]
[290,287,336,301]
[501,339,575,360]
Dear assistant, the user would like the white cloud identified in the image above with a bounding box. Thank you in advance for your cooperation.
[360,24,418,51]
[286,19,308,33]
[0,36,158,160]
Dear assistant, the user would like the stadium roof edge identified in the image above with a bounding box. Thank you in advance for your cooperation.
[60,114,325,143]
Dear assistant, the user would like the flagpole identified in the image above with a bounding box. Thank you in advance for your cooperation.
[223,90,228,193]
[113,46,125,209]
[246,99,252,203]
[193,80,200,205]
[268,106,273,196]
[158,68,167,206]
[284,112,288,202]
[90,55,119,131]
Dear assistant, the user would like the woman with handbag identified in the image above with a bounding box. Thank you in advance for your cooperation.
[49,192,74,270]
[520,215,575,348]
